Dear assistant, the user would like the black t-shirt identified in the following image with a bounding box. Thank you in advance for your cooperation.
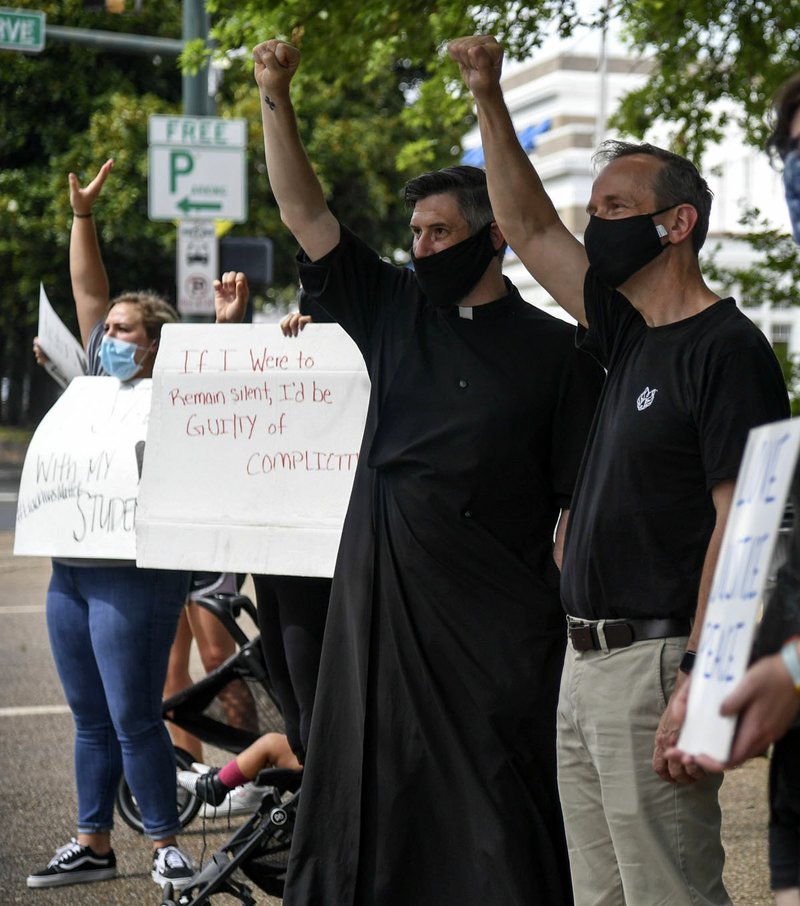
[560,268,790,620]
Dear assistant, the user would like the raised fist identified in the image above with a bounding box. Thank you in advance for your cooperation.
[252,40,301,95]
[447,36,504,99]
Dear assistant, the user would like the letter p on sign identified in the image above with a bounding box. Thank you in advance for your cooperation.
[170,151,194,193]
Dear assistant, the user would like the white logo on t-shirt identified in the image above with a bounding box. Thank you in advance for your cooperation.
[636,387,658,411]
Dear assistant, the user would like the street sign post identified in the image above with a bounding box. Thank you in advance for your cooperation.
[0,7,45,53]
[176,221,218,316]
[148,114,247,222]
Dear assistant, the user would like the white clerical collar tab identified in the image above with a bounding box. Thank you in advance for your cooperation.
[458,306,474,320]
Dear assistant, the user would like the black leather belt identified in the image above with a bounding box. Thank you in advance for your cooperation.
[567,617,691,652]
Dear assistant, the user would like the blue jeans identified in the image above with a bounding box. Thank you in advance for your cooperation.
[46,562,188,839]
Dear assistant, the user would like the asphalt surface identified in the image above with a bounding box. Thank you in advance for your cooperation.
[0,450,777,905]
[0,516,281,906]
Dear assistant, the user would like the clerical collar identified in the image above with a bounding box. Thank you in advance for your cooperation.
[451,278,520,322]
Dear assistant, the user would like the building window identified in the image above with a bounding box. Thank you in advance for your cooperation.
[772,323,791,359]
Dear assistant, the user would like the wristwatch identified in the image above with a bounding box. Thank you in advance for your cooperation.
[780,638,800,695]
[679,650,696,675]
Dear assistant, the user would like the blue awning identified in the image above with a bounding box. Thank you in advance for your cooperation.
[461,118,552,166]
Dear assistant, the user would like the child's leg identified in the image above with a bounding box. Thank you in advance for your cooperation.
[774,890,800,906]
[235,732,302,780]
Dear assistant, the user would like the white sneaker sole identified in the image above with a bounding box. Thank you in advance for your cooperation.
[151,870,194,891]
[27,866,117,888]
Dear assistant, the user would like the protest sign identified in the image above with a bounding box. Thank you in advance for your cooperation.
[14,377,151,559]
[36,283,88,388]
[677,417,800,762]
[135,323,369,576]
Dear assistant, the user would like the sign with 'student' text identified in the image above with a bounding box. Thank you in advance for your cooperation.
[678,417,800,762]
[14,378,151,559]
[135,323,370,577]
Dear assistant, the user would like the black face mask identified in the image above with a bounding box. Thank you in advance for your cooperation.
[583,205,676,288]
[411,222,497,308]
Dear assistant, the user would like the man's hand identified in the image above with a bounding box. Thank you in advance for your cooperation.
[447,36,504,101]
[253,40,301,97]
[653,672,706,784]
[665,652,800,773]
[69,158,113,216]
[214,271,249,323]
[280,312,312,337]
[721,652,800,767]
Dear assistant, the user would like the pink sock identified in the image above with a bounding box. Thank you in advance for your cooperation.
[218,761,249,789]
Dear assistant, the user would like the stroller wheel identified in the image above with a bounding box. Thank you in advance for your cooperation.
[115,745,202,834]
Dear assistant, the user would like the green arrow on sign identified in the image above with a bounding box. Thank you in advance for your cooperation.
[177,197,223,215]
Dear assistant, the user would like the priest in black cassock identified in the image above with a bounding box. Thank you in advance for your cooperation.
[253,39,604,906]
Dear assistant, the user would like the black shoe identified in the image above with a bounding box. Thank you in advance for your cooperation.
[27,839,117,888]
[151,844,195,890]
[176,767,230,806]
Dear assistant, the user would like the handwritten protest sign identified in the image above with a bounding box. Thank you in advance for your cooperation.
[14,377,151,559]
[37,284,88,388]
[135,323,369,577]
[677,417,800,762]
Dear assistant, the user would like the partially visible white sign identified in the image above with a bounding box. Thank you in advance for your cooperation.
[14,378,151,559]
[678,417,800,762]
[37,284,88,389]
[135,323,370,577]
[177,221,218,316]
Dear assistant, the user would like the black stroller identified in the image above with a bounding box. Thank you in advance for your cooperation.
[115,589,302,904]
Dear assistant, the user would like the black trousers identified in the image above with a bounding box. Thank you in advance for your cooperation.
[769,724,800,890]
[252,575,331,763]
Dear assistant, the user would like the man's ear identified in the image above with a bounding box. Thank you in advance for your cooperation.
[664,204,698,246]
[489,220,505,251]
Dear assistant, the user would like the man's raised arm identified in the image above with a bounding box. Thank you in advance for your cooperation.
[448,36,589,326]
[253,40,340,262]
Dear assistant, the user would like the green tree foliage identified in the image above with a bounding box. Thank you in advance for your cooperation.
[3,0,800,424]
[0,0,183,422]
[704,211,800,413]
[610,0,800,161]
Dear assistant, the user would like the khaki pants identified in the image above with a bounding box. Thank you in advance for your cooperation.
[557,636,732,906]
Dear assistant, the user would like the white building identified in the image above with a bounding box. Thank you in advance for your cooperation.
[461,21,800,354]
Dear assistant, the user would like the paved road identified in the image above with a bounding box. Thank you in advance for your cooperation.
[0,523,774,905]
[0,465,20,531]
[0,531,280,906]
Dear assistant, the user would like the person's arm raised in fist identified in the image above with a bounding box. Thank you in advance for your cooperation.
[252,40,339,262]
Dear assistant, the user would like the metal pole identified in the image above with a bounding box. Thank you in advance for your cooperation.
[595,0,611,149]
[45,24,183,55]
[182,0,213,116]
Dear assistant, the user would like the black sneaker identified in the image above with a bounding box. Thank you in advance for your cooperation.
[151,844,195,890]
[27,839,117,888]
[176,767,230,806]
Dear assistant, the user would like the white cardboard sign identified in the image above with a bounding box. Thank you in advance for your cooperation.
[678,417,800,762]
[135,323,370,577]
[37,283,88,388]
[14,377,151,559]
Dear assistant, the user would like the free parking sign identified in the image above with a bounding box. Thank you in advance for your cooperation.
[148,115,247,222]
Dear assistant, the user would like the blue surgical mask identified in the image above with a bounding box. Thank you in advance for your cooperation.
[100,336,149,381]
[783,149,800,244]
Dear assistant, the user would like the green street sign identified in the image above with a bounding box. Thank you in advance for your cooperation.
[0,8,45,53]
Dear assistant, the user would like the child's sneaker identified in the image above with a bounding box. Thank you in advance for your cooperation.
[199,781,269,818]
[26,839,117,888]
[177,767,230,806]
[151,844,194,890]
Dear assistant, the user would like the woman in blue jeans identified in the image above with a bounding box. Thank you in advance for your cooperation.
[26,160,249,892]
